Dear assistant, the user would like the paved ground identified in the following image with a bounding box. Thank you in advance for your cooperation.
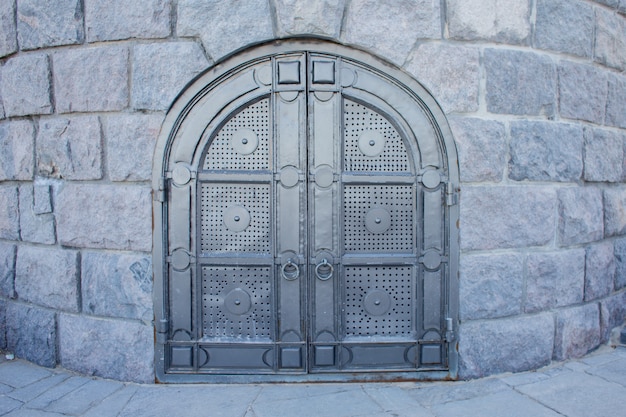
[0,346,624,417]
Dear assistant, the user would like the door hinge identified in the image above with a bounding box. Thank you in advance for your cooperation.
[445,317,456,342]
[156,318,169,344]
[446,182,458,206]
[154,178,166,203]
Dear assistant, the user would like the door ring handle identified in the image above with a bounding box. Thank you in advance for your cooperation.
[281,259,300,281]
[315,259,334,281]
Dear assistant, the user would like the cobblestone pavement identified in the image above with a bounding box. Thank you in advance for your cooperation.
[0,345,624,417]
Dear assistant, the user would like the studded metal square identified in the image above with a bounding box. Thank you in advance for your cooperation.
[312,60,335,84]
[277,61,301,84]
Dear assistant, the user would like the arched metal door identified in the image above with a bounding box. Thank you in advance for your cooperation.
[153,41,459,382]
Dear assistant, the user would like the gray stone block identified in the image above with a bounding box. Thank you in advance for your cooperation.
[525,250,585,313]
[447,0,530,44]
[459,313,554,378]
[85,0,170,42]
[33,183,52,215]
[558,187,604,246]
[485,49,555,116]
[0,186,19,240]
[17,0,83,50]
[104,113,162,181]
[18,184,55,245]
[593,0,619,7]
[615,237,626,289]
[461,186,556,250]
[6,302,56,368]
[606,74,626,129]
[605,188,626,237]
[584,127,623,182]
[274,0,345,38]
[558,61,607,124]
[56,183,151,251]
[595,8,626,70]
[178,0,272,62]
[0,120,35,181]
[460,253,523,320]
[509,121,583,182]
[0,54,52,117]
[36,116,102,180]
[82,251,152,321]
[405,43,479,113]
[0,243,15,298]
[0,1,17,58]
[15,246,79,312]
[585,241,615,301]
[53,46,129,113]
[59,314,153,383]
[534,0,593,58]
[554,304,601,360]
[132,42,208,111]
[343,0,440,66]
[600,291,626,341]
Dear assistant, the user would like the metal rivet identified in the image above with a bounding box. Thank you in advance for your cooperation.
[369,140,376,146]
[234,216,240,222]
[234,300,241,305]
[242,138,248,145]
[374,300,381,305]
[375,218,381,224]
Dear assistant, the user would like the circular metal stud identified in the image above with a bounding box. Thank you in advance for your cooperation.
[223,205,251,232]
[280,166,300,188]
[171,248,191,271]
[224,288,251,316]
[364,289,392,316]
[365,208,391,234]
[421,169,441,190]
[422,249,442,270]
[314,165,334,188]
[171,163,192,186]
[358,130,385,157]
[231,128,259,155]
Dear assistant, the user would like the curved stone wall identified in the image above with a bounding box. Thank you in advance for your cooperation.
[0,0,624,382]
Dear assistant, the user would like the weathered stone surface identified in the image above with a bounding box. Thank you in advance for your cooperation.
[585,241,615,301]
[132,42,208,111]
[525,250,585,313]
[460,253,523,320]
[0,120,35,181]
[178,0,272,61]
[343,0,441,66]
[17,0,83,50]
[104,113,162,181]
[448,117,506,182]
[0,243,15,299]
[600,291,626,342]
[559,61,607,124]
[53,46,129,113]
[36,116,102,180]
[447,0,530,44]
[85,0,170,42]
[584,128,623,182]
[0,186,19,240]
[509,121,583,182]
[0,300,5,349]
[33,182,52,215]
[15,246,79,312]
[615,237,626,289]
[593,0,619,7]
[485,49,555,116]
[82,252,152,321]
[606,74,626,129]
[56,184,151,251]
[6,302,56,368]
[554,304,601,360]
[558,187,604,246]
[0,1,17,58]
[459,313,554,378]
[595,8,626,70]
[534,0,593,58]
[604,188,626,237]
[18,184,55,245]
[274,0,345,37]
[0,54,52,117]
[405,43,479,113]
[461,186,556,250]
[59,314,153,383]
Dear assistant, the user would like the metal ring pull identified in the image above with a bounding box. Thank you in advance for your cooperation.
[281,259,300,281]
[315,259,334,281]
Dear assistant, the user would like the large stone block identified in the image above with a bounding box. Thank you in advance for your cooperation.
[0,120,34,181]
[56,183,151,251]
[558,187,604,246]
[82,251,152,321]
[447,0,530,44]
[461,186,556,250]
[343,0,441,66]
[604,188,626,237]
[36,116,102,180]
[525,250,585,313]
[6,302,56,368]
[554,304,601,360]
[15,246,79,312]
[274,0,345,37]
[0,1,17,58]
[595,8,626,70]
[584,127,623,182]
[0,242,15,298]
[448,117,506,182]
[0,186,19,240]
[0,54,52,117]
[0,300,5,349]
[178,0,272,62]
[558,61,607,124]
[17,0,83,50]
[85,0,170,42]
[460,253,523,320]
[485,49,555,116]
[104,113,162,181]
[585,241,615,301]
[459,313,554,378]
[132,42,208,111]
[18,184,55,245]
[509,121,583,182]
[606,74,626,129]
[53,46,129,113]
[405,43,479,113]
[59,314,153,383]
[533,0,593,58]
[615,237,626,289]
[600,291,626,342]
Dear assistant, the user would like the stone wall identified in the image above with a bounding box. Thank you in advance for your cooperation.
[0,0,624,382]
